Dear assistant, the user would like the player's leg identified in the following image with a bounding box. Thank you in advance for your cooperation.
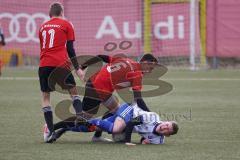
[54,116,94,131]
[68,87,83,114]
[89,113,116,133]
[82,80,103,118]
[41,92,56,143]
[39,67,56,143]
[81,80,115,141]
[54,117,96,139]
[103,95,120,113]
[112,117,126,133]
[82,96,101,118]
[53,116,78,139]
[93,95,120,138]
[58,69,83,115]
[54,116,76,130]
[112,103,133,133]
[92,111,114,138]
[81,91,105,142]
[90,103,133,134]
[42,92,53,131]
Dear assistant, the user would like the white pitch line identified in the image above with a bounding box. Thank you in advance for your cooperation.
[0,77,38,80]
[1,77,240,81]
[164,78,240,81]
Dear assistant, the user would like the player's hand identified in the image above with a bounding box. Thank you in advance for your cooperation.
[125,142,136,146]
[75,68,86,82]
[141,139,150,144]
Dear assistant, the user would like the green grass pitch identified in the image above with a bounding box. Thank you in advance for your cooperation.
[0,67,239,160]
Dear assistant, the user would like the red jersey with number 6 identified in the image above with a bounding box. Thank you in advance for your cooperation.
[90,57,143,99]
[39,17,75,67]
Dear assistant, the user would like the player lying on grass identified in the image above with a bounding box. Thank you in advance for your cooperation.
[45,102,179,145]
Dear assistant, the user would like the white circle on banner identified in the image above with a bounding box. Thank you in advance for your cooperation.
[0,12,49,43]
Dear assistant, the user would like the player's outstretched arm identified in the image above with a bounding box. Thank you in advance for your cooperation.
[81,55,111,69]
[124,116,142,145]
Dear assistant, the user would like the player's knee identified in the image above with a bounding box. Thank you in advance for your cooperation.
[112,117,126,133]
[103,95,120,112]
[112,125,125,133]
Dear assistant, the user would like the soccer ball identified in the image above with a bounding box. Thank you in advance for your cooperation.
[112,132,126,142]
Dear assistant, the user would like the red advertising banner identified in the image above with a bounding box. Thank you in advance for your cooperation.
[3,0,240,58]
[151,3,199,57]
[207,0,240,57]
[0,0,142,57]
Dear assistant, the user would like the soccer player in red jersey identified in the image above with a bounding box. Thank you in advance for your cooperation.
[38,2,84,143]
[80,53,158,141]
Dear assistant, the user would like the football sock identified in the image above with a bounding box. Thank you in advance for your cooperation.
[72,95,82,114]
[42,106,54,133]
[93,130,102,137]
[94,112,114,137]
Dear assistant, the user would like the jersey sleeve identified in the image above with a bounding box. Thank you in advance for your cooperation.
[66,21,75,41]
[126,71,143,91]
[98,55,112,63]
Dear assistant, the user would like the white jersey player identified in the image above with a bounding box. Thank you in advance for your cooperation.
[131,103,165,144]
[52,102,179,145]
[89,102,179,145]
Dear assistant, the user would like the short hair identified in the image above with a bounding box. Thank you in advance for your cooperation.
[171,121,179,135]
[49,2,63,17]
[140,53,158,63]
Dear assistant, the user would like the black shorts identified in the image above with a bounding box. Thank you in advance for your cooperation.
[38,66,76,92]
[82,80,112,114]
[82,80,102,114]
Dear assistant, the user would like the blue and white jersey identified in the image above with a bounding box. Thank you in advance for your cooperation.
[131,103,165,144]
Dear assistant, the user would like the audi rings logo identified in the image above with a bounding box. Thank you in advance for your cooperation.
[0,13,49,43]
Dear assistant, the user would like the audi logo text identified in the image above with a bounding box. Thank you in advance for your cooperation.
[0,13,49,43]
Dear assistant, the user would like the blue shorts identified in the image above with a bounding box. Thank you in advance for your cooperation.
[105,103,133,124]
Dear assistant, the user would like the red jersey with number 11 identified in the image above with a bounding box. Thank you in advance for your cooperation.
[39,17,75,67]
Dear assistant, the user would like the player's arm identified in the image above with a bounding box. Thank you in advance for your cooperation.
[129,71,150,112]
[81,55,111,69]
[67,40,80,70]
[133,91,150,112]
[124,116,142,145]
[141,137,150,144]
[66,40,85,81]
